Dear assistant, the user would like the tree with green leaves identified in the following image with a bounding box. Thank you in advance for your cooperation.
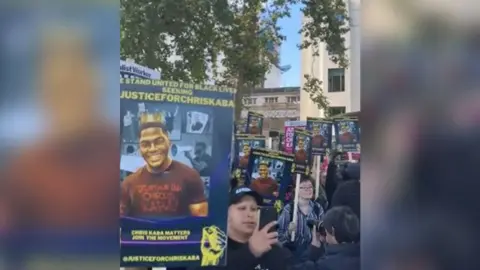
[121,0,349,119]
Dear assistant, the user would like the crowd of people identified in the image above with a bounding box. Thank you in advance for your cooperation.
[133,150,360,270]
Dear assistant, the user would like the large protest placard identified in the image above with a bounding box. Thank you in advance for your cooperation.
[120,78,234,268]
[306,117,333,155]
[333,118,360,152]
[292,128,313,175]
[234,134,267,169]
[245,148,294,210]
[233,134,266,186]
[246,111,264,135]
[234,119,246,134]
[284,120,306,153]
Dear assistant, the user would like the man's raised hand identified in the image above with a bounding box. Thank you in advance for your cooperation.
[248,221,278,258]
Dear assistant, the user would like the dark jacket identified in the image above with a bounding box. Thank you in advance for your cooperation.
[314,243,360,270]
[330,180,360,220]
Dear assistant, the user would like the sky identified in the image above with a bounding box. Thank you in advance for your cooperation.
[278,3,302,87]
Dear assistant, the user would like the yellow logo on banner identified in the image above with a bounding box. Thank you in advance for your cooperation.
[200,225,227,266]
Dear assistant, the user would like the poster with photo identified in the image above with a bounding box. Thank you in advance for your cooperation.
[306,117,333,155]
[246,148,294,209]
[283,120,306,153]
[120,78,234,268]
[233,134,266,186]
[246,111,264,135]
[234,119,246,135]
[292,128,313,175]
[333,118,360,152]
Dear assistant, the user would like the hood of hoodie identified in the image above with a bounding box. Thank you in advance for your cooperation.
[343,162,360,180]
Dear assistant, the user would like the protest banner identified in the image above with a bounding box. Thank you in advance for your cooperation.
[306,117,333,156]
[233,134,266,185]
[283,120,306,153]
[306,117,332,198]
[234,119,246,134]
[234,134,267,169]
[292,128,313,175]
[245,148,294,211]
[246,111,264,135]
[120,78,234,268]
[333,118,360,152]
[120,59,161,79]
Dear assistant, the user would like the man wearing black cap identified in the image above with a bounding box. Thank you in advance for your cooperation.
[203,186,290,270]
[143,187,291,270]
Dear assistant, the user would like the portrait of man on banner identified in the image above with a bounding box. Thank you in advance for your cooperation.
[246,148,294,207]
[120,112,208,218]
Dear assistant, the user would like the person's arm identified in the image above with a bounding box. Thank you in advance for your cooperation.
[306,244,325,262]
[187,156,208,172]
[186,170,208,216]
[277,204,291,244]
[120,180,131,216]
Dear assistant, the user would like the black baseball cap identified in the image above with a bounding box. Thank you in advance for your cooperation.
[229,186,263,206]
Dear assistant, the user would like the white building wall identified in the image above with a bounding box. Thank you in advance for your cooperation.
[300,0,361,118]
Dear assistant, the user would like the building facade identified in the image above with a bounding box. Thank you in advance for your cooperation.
[299,0,360,119]
[241,87,300,135]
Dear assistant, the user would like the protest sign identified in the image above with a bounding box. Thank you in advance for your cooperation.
[120,78,234,268]
[120,59,161,79]
[233,134,267,169]
[245,148,294,210]
[234,119,246,134]
[233,134,266,186]
[306,117,333,155]
[283,120,306,153]
[246,111,264,135]
[333,118,360,152]
[292,128,313,175]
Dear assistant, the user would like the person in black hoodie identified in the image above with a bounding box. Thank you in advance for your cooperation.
[330,180,360,220]
[305,206,360,270]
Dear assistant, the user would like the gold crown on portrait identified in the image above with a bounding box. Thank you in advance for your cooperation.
[259,160,269,166]
[139,112,165,125]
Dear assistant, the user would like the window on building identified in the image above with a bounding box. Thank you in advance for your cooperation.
[265,97,278,104]
[328,106,346,116]
[244,98,257,105]
[286,96,299,103]
[328,68,345,92]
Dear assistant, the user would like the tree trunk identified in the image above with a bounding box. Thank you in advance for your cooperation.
[234,74,245,121]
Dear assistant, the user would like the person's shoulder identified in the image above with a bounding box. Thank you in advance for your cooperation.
[282,203,293,212]
[122,167,145,186]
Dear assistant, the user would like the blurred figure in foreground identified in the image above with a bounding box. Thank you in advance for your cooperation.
[362,0,480,269]
[4,28,119,230]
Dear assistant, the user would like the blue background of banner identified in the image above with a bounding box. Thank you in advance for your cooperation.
[120,80,233,268]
